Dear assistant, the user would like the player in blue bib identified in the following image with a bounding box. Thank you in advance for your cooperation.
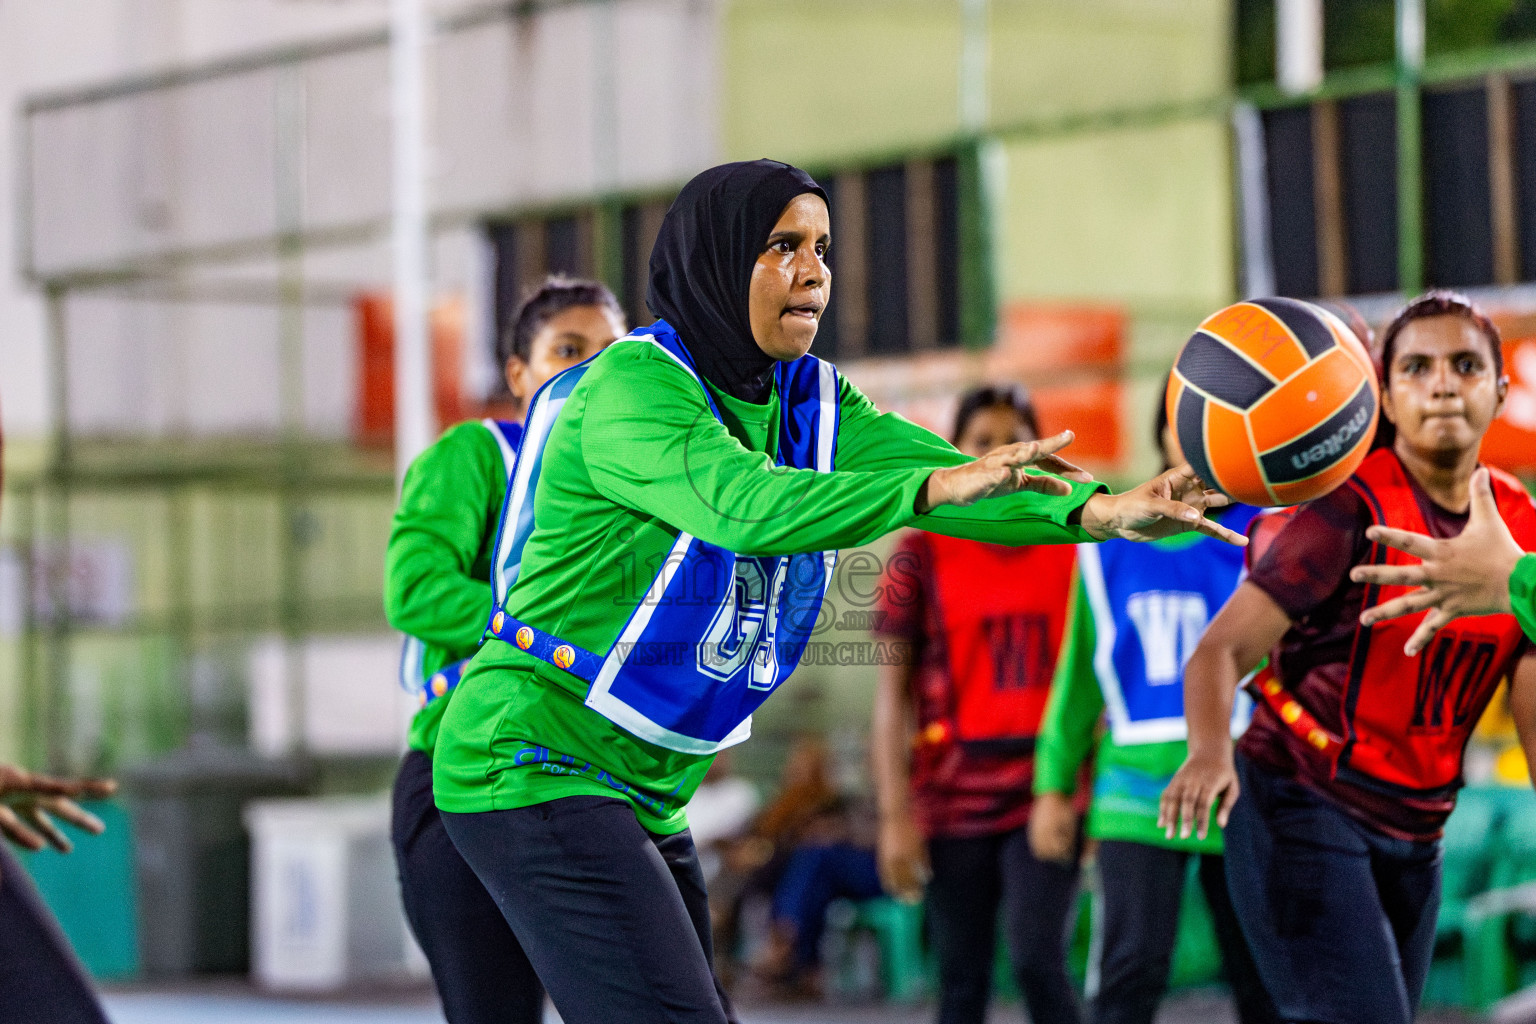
[1033,394,1278,1024]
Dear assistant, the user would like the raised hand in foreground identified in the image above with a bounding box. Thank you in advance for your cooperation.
[1350,467,1526,655]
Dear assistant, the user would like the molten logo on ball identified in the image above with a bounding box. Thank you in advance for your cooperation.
[1289,404,1373,473]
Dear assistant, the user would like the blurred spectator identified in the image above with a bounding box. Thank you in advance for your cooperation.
[753,831,883,999]
[710,736,845,988]
[685,751,761,882]
[871,384,1084,1024]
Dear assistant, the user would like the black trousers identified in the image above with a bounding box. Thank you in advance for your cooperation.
[391,751,544,1024]
[1225,754,1441,1024]
[1092,840,1278,1024]
[442,796,739,1024]
[0,843,108,1024]
[926,825,1083,1024]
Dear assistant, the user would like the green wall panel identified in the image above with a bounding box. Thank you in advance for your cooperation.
[721,0,1230,167]
[989,0,1230,126]
[997,116,1234,309]
[722,0,963,164]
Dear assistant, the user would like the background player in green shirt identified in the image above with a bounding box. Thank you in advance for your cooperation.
[1029,402,1276,1024]
[432,159,1246,1024]
[385,277,625,1024]
[1352,464,1536,646]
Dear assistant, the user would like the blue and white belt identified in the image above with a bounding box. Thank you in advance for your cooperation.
[419,658,469,708]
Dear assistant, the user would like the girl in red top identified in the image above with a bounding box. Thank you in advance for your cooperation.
[1162,292,1536,1024]
[872,385,1083,1024]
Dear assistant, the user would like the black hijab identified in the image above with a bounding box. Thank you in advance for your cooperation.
[648,160,828,403]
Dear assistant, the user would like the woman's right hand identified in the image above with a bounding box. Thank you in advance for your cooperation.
[1028,792,1080,865]
[916,431,1093,513]
[1158,750,1239,841]
[1351,467,1524,654]
[877,810,931,903]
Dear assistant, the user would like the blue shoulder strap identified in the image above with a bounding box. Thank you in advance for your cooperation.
[488,332,645,610]
[482,418,522,479]
[398,419,525,701]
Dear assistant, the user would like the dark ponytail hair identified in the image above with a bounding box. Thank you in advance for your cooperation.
[498,275,624,369]
[951,384,1041,445]
[1372,290,1503,450]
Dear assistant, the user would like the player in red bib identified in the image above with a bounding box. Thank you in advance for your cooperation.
[871,385,1083,1024]
[1160,291,1536,1024]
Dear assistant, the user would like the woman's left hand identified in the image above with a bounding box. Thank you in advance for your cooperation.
[1077,464,1245,546]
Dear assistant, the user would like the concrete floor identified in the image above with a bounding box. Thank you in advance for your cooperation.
[98,986,1479,1024]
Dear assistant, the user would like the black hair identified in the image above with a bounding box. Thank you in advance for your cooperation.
[1154,371,1174,473]
[1372,290,1504,450]
[1377,290,1503,379]
[1318,301,1376,355]
[951,384,1040,445]
[498,275,624,369]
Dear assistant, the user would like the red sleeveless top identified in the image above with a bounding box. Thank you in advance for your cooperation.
[1241,448,1536,840]
[875,531,1078,839]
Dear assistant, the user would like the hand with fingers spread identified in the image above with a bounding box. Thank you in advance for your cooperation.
[0,764,117,860]
[915,430,1094,513]
[1076,464,1247,546]
[1350,467,1527,656]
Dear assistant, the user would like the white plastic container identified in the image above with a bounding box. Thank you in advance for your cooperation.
[244,796,428,991]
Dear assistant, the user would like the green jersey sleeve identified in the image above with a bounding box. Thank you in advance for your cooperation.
[577,347,929,556]
[384,421,503,654]
[833,378,1104,545]
[1513,554,1536,643]
[1034,573,1106,796]
[578,346,1099,557]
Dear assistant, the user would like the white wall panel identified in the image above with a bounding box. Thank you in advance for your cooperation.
[614,1,719,192]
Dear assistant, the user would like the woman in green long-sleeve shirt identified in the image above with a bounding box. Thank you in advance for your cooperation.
[432,159,1245,1024]
[385,278,625,1024]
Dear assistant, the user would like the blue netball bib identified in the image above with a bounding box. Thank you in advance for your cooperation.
[398,419,522,705]
[1076,504,1260,745]
[486,320,840,754]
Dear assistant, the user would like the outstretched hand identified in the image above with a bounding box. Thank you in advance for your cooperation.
[0,764,116,857]
[1077,464,1246,545]
[1351,467,1525,655]
[916,431,1094,514]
